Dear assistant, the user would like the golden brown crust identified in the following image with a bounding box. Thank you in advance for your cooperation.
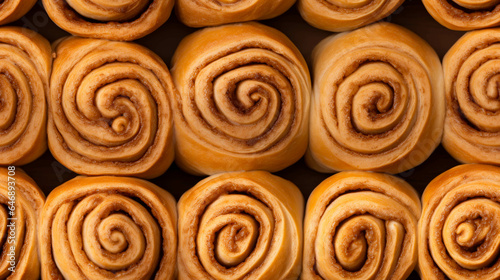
[0,167,45,280]
[171,22,311,175]
[177,171,303,280]
[48,37,175,179]
[0,27,51,166]
[302,171,420,280]
[306,22,444,174]
[423,0,500,30]
[42,0,174,41]
[418,164,500,280]
[176,0,296,27]
[298,0,404,32]
[39,176,177,280]
[442,29,500,165]
[0,0,37,25]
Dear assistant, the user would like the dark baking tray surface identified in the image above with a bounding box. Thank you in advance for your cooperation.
[14,1,465,279]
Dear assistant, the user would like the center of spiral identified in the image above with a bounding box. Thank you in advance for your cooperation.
[200,64,284,142]
[455,220,489,248]
[334,215,385,272]
[331,61,411,155]
[111,116,129,133]
[443,199,500,270]
[457,58,500,133]
[469,61,500,114]
[234,82,264,110]
[215,218,258,267]
[486,76,500,100]
[196,193,275,279]
[83,212,146,271]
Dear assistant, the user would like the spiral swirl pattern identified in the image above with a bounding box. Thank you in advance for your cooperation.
[39,176,177,280]
[176,0,295,27]
[48,37,175,178]
[177,171,303,280]
[423,0,500,30]
[0,27,51,166]
[0,168,45,280]
[307,23,444,174]
[443,29,500,165]
[302,171,420,280]
[42,0,173,40]
[171,22,310,175]
[298,0,404,31]
[418,164,500,280]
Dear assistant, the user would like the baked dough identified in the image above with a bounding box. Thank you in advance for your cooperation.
[171,22,311,175]
[177,171,303,280]
[307,22,444,174]
[0,0,37,25]
[298,0,404,31]
[48,37,175,178]
[423,0,500,30]
[39,176,177,280]
[442,28,500,165]
[42,0,174,40]
[419,164,500,280]
[176,0,295,27]
[302,171,420,280]
[0,27,51,165]
[0,167,45,280]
